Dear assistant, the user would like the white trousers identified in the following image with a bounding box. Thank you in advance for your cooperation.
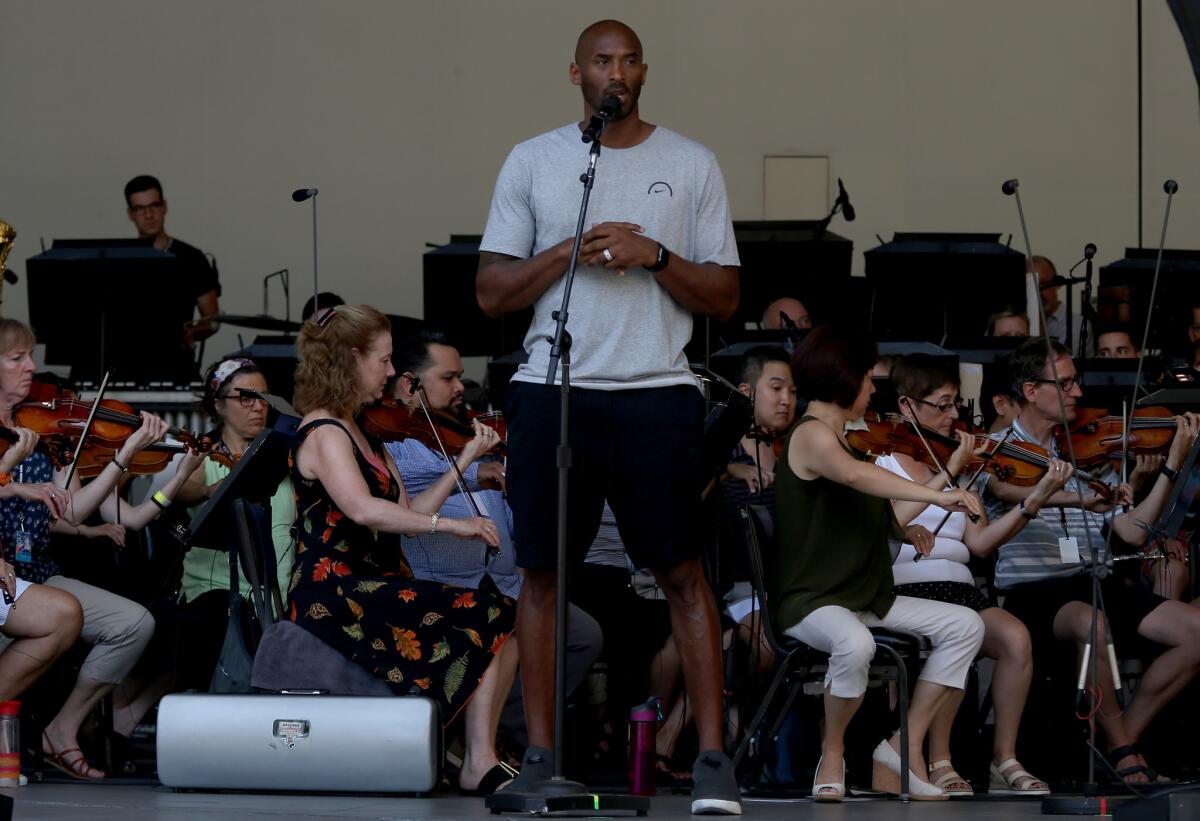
[784,595,984,698]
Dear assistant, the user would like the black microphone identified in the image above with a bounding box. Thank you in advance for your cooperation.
[1164,179,1179,195]
[1084,243,1097,259]
[837,178,856,221]
[1002,179,1019,196]
[3,269,17,285]
[581,95,621,144]
[291,188,318,202]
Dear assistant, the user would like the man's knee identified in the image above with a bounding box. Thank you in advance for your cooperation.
[650,557,709,600]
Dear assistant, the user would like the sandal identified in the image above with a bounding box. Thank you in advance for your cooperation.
[1107,744,1174,786]
[41,730,105,781]
[656,753,693,790]
[460,761,518,796]
[929,759,974,797]
[988,757,1049,796]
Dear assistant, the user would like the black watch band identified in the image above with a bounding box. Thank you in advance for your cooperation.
[646,243,670,272]
[1161,464,1181,483]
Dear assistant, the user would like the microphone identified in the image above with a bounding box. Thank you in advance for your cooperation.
[1165,179,1179,195]
[837,178,856,221]
[1084,243,1097,259]
[291,188,318,202]
[581,95,621,144]
[1002,179,1019,196]
[3,269,17,285]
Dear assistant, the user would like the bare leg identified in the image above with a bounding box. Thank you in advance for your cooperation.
[887,679,956,777]
[460,634,520,791]
[981,608,1035,765]
[814,691,864,792]
[1123,600,1200,741]
[926,689,967,787]
[651,557,724,754]
[111,671,173,737]
[42,676,114,779]
[647,635,682,710]
[515,569,556,751]
[0,587,82,701]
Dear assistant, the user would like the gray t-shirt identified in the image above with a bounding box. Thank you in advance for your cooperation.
[480,123,740,389]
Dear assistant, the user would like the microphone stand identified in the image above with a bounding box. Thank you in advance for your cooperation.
[1078,253,1095,361]
[486,119,649,816]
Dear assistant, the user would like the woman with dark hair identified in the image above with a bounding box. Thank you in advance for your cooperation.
[878,354,1069,797]
[288,305,519,795]
[769,325,986,801]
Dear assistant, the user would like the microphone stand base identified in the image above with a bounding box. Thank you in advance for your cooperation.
[1042,795,1130,816]
[485,780,651,816]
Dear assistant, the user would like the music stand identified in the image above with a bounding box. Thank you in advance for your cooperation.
[176,413,300,623]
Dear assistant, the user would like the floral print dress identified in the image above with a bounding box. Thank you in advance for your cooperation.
[287,419,515,723]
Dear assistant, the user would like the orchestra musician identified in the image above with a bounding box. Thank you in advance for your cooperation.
[880,354,1071,796]
[384,329,602,771]
[124,175,220,373]
[987,337,1200,783]
[761,297,812,331]
[286,305,518,795]
[772,324,985,801]
[475,19,743,813]
[0,319,195,779]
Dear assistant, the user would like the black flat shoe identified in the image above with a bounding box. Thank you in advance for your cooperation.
[461,761,519,796]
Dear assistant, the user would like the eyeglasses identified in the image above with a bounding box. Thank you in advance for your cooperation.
[906,396,962,414]
[128,200,165,215]
[1031,376,1080,392]
[217,393,265,408]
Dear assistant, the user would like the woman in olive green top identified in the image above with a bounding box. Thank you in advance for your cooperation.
[771,325,985,802]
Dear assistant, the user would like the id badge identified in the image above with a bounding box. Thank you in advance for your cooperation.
[13,531,32,564]
[1058,536,1081,565]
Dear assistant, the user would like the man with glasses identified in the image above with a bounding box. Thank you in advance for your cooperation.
[125,175,221,369]
[984,337,1200,784]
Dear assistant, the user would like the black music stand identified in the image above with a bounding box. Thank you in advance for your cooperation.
[175,413,300,626]
[26,242,197,383]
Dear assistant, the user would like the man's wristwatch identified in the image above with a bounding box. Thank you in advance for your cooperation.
[646,243,670,272]
[1161,464,1181,483]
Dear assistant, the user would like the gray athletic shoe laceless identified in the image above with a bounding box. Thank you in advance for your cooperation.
[497,746,553,793]
[691,750,742,815]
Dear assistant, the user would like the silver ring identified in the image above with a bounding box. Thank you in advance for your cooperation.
[602,248,614,263]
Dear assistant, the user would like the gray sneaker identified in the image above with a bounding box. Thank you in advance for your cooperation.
[691,750,742,815]
[498,746,553,794]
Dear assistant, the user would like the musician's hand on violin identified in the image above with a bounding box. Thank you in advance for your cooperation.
[174,448,207,480]
[0,427,39,474]
[446,516,501,548]
[904,524,936,556]
[120,412,169,458]
[1129,454,1165,493]
[935,488,985,520]
[9,482,68,519]
[579,222,657,274]
[476,462,506,493]
[459,420,503,465]
[1167,412,1200,468]
[728,462,773,494]
[944,430,989,478]
[78,522,126,548]
[1033,458,1074,502]
[1165,538,1187,562]
[0,557,17,600]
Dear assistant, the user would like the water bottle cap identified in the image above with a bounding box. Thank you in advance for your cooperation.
[629,697,662,722]
[0,702,19,716]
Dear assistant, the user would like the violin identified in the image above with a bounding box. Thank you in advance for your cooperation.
[1057,406,1178,467]
[72,442,235,481]
[360,399,505,456]
[848,412,1115,500]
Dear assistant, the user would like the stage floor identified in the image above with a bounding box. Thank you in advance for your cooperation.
[0,784,1085,820]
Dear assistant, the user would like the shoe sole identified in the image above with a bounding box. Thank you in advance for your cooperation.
[691,798,743,815]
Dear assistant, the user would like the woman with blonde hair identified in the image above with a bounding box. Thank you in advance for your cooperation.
[288,305,519,795]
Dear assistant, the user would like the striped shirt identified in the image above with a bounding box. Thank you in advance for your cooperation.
[987,418,1117,590]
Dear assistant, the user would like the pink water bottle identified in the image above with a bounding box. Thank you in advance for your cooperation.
[0,701,19,786]
[628,697,661,797]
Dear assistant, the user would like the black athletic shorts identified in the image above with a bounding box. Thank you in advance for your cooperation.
[1001,573,1168,657]
[504,381,705,572]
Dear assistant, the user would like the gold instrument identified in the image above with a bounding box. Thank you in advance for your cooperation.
[0,220,14,316]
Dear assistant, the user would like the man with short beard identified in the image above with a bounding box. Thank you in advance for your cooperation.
[477,19,742,815]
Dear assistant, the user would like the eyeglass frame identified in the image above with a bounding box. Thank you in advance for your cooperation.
[1029,376,1080,393]
[128,200,165,215]
[903,395,963,415]
[216,391,266,409]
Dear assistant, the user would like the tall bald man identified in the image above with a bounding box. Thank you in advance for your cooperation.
[762,297,812,330]
[478,19,742,814]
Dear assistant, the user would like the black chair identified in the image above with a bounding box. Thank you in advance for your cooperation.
[731,504,929,800]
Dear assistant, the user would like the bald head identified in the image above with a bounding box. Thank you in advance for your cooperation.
[575,20,643,64]
[763,297,811,330]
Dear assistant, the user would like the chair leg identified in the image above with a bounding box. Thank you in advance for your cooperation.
[873,645,911,801]
[732,665,789,775]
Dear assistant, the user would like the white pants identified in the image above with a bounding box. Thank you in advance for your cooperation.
[784,595,984,698]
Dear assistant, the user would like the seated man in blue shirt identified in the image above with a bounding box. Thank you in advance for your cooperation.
[385,330,603,753]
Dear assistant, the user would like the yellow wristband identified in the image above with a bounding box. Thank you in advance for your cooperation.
[151,491,171,510]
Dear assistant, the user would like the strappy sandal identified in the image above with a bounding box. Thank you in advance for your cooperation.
[1106,744,1175,786]
[460,760,518,796]
[929,759,974,797]
[656,753,693,790]
[988,757,1049,796]
[41,730,105,781]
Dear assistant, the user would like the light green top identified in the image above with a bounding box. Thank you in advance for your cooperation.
[181,458,297,603]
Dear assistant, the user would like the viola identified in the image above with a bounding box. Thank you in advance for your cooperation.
[848,412,1115,500]
[1057,406,1178,467]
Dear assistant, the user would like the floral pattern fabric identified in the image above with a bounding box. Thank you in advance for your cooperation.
[287,419,515,722]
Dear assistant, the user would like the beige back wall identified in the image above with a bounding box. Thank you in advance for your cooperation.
[3,0,1198,370]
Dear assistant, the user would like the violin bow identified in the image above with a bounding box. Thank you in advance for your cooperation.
[406,373,498,557]
[58,369,118,524]
[925,427,1015,545]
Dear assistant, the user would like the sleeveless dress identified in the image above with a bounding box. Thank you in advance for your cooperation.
[287,419,515,722]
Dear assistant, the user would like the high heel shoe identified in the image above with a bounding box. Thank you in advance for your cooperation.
[812,755,845,803]
[870,739,946,801]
